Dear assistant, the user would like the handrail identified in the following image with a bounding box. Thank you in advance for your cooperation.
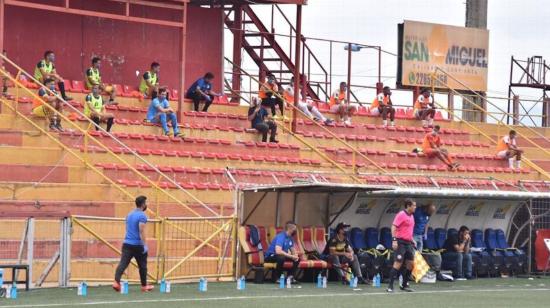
[429,71,550,180]
[0,94,222,252]
[0,53,219,217]
[223,57,415,186]
[435,67,550,150]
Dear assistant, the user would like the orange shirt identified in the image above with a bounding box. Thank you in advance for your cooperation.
[259,82,278,99]
[414,95,432,111]
[329,90,346,107]
[371,93,390,110]
[422,133,441,151]
[496,135,515,152]
[32,88,55,109]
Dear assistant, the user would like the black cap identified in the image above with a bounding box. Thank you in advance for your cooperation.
[335,222,351,232]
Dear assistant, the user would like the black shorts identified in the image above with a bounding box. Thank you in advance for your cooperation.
[394,239,415,262]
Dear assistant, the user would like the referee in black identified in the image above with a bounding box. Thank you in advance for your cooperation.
[387,198,417,293]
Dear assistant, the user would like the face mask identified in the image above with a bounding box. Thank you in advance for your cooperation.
[49,85,55,91]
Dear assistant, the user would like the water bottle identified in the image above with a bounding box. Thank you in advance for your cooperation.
[375,273,381,288]
[203,278,208,291]
[398,274,403,288]
[286,276,292,289]
[353,276,358,288]
[199,277,207,292]
[121,280,128,294]
[322,276,327,288]
[279,274,285,289]
[165,281,171,293]
[78,281,88,296]
[160,278,166,293]
[5,285,11,299]
[241,276,246,290]
[0,269,4,285]
[10,283,17,299]
[316,274,322,288]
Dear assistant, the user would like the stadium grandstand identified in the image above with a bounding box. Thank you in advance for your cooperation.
[0,0,550,306]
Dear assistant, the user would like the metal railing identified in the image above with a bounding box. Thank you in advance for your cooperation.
[0,53,218,218]
[430,68,550,180]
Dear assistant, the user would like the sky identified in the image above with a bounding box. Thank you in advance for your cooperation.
[225,0,550,124]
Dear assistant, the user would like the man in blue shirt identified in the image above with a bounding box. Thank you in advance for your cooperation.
[185,72,221,112]
[265,221,301,283]
[413,203,435,252]
[113,196,154,292]
[146,87,183,137]
[247,97,278,143]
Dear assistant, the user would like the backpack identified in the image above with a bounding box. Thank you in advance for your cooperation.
[248,225,263,251]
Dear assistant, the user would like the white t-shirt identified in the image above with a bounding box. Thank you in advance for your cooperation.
[502,135,516,147]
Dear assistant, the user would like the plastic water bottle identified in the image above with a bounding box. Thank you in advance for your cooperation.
[121,280,128,294]
[199,277,207,292]
[286,276,292,289]
[5,285,11,299]
[322,276,327,288]
[349,274,354,288]
[0,269,4,285]
[375,273,381,288]
[160,278,166,293]
[353,276,358,288]
[77,281,88,296]
[398,274,403,288]
[10,283,17,299]
[316,274,322,288]
[241,276,246,290]
[279,274,285,289]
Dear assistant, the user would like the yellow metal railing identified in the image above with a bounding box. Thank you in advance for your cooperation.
[225,58,405,185]
[70,215,236,283]
[435,67,550,156]
[0,53,218,218]
[430,69,550,180]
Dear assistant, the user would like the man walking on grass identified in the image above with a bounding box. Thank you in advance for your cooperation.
[113,195,154,292]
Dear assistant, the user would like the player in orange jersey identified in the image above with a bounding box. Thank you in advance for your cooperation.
[496,130,523,169]
[422,125,459,170]
[329,82,356,125]
[370,86,395,127]
[414,88,436,128]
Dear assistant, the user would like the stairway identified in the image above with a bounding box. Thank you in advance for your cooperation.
[224,4,329,101]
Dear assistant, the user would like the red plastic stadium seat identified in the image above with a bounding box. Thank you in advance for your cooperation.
[71,80,85,93]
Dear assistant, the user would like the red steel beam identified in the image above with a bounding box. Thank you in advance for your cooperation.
[0,0,4,55]
[292,4,302,133]
[231,4,243,102]
[5,0,185,28]
[177,1,188,121]
[110,0,186,10]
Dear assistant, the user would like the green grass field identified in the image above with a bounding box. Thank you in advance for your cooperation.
[2,277,550,308]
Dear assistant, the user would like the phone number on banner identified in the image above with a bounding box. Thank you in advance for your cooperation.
[407,71,448,88]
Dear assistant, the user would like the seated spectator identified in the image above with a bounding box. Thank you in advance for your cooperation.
[325,222,367,284]
[413,203,445,281]
[2,50,10,97]
[84,84,115,132]
[329,82,356,125]
[413,203,435,252]
[421,125,459,170]
[264,221,301,283]
[139,62,160,99]
[370,86,395,127]
[185,72,221,112]
[414,88,436,128]
[443,225,473,280]
[32,78,64,131]
[33,50,72,101]
[496,129,523,170]
[259,74,284,118]
[146,87,183,137]
[284,77,333,125]
[85,57,117,104]
[248,97,278,143]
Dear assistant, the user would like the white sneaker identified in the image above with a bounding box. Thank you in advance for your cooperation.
[344,119,352,126]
